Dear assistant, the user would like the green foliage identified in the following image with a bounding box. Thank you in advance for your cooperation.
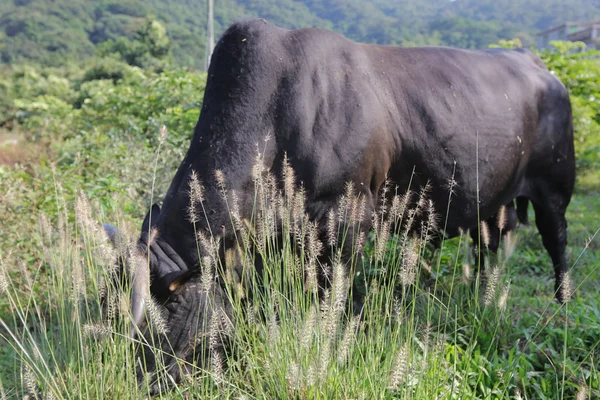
[0,64,205,253]
[429,17,515,49]
[489,38,523,49]
[97,19,172,70]
[540,42,600,171]
[0,64,79,123]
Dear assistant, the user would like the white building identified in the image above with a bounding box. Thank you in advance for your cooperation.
[537,21,600,50]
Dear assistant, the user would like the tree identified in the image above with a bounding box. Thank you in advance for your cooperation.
[97,19,171,70]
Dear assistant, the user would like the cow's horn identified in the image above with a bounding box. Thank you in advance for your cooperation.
[130,254,150,337]
[102,223,149,337]
[102,223,121,245]
[102,223,128,257]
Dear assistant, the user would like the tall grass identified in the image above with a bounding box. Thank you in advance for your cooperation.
[0,145,597,399]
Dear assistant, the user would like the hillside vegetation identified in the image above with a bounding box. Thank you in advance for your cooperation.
[1,0,600,68]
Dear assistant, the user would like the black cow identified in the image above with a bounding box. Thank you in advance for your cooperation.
[107,19,575,387]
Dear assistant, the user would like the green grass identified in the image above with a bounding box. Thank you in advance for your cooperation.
[0,163,598,399]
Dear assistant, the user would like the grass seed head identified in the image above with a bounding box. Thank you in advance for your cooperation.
[0,262,8,295]
[197,231,219,263]
[354,230,366,256]
[389,344,408,390]
[95,238,117,274]
[292,188,306,226]
[327,209,337,247]
[38,214,53,246]
[230,190,244,231]
[71,256,85,302]
[497,205,507,231]
[282,154,296,201]
[147,296,168,336]
[484,265,501,306]
[187,170,204,224]
[83,323,113,340]
[306,222,323,264]
[215,169,226,197]
[287,361,300,393]
[104,290,118,321]
[389,194,402,222]
[375,220,391,262]
[252,151,267,182]
[480,220,490,249]
[337,316,360,365]
[424,199,438,238]
[514,388,523,400]
[210,349,225,388]
[159,124,168,140]
[22,364,37,397]
[421,322,432,351]
[498,284,510,312]
[268,311,280,343]
[305,260,319,295]
[576,380,588,400]
[560,270,574,303]
[400,238,419,286]
[201,256,214,293]
[300,306,318,350]
[332,261,348,315]
[501,231,517,260]
[75,193,94,235]
[306,364,316,387]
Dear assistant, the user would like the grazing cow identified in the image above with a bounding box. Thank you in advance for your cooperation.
[106,19,575,388]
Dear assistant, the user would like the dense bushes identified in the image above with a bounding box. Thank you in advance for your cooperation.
[0,62,205,264]
[541,42,600,171]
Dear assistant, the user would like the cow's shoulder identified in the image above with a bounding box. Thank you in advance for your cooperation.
[513,48,548,70]
[481,47,548,72]
[212,19,288,64]
[220,19,279,43]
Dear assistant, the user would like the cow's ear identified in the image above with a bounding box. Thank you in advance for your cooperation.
[142,204,161,233]
[165,269,200,293]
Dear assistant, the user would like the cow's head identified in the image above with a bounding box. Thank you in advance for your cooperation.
[103,204,233,392]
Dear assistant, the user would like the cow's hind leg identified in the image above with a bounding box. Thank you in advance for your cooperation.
[516,196,529,225]
[531,195,570,303]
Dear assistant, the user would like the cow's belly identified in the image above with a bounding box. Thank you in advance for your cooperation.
[386,130,528,236]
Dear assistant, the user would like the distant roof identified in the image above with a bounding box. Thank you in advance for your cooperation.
[568,24,600,41]
[537,20,599,36]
